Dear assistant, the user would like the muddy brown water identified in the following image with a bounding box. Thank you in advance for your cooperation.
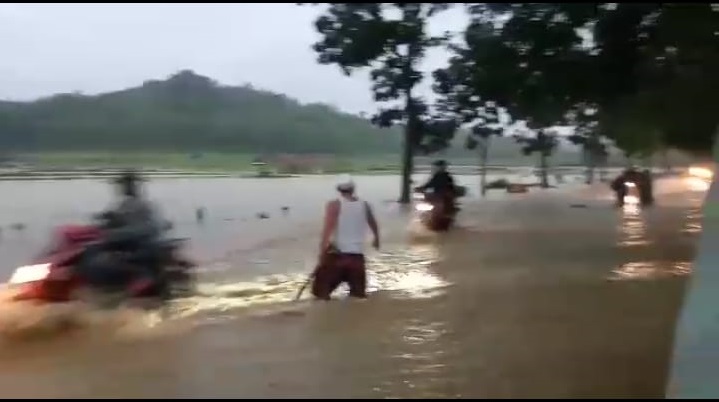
[0,174,705,398]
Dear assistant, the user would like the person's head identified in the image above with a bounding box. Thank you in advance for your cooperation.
[335,174,356,197]
[114,169,142,198]
[432,159,448,174]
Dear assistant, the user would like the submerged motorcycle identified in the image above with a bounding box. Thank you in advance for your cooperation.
[413,185,467,232]
[6,215,195,308]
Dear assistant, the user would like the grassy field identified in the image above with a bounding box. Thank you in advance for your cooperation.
[7,151,689,176]
[11,152,575,171]
[12,152,404,173]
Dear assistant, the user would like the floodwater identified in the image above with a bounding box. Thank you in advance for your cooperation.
[0,172,706,398]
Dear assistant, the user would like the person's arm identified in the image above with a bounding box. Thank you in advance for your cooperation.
[365,202,380,250]
[319,200,340,256]
[417,173,437,191]
[446,173,456,189]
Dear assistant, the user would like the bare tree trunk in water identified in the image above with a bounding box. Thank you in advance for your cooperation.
[480,139,490,197]
[584,148,596,185]
[662,149,672,173]
[399,123,414,204]
[539,152,549,188]
[399,88,416,204]
[586,166,595,185]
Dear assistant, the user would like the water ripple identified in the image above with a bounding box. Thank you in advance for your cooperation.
[170,244,449,319]
[618,203,651,247]
[607,261,693,281]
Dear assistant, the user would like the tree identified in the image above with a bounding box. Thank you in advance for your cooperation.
[448,4,593,188]
[565,3,717,155]
[466,105,504,196]
[309,3,457,203]
[458,4,718,158]
[514,128,559,188]
[592,4,718,153]
[567,105,607,184]
[433,19,509,196]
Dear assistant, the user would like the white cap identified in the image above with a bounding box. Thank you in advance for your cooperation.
[336,174,355,191]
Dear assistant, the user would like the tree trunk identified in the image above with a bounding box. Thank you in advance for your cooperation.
[480,140,490,197]
[598,154,608,182]
[398,43,417,205]
[399,88,416,204]
[399,123,413,204]
[662,148,672,173]
[585,148,596,185]
[539,152,549,188]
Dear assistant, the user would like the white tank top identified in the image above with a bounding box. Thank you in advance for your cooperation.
[334,197,368,255]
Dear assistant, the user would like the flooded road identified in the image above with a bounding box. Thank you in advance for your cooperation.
[0,174,705,398]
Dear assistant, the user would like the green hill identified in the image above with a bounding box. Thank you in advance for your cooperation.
[0,69,694,170]
[0,70,401,155]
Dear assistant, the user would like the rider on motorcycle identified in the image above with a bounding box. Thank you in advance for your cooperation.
[81,170,165,295]
[611,166,645,207]
[415,160,457,214]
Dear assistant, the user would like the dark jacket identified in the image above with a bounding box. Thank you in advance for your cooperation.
[103,196,163,245]
[419,171,455,194]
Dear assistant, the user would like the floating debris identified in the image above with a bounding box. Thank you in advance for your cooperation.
[195,207,205,223]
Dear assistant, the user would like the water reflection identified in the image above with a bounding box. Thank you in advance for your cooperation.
[618,201,650,247]
[170,244,448,320]
[367,245,448,299]
[682,207,703,235]
[685,177,711,192]
[373,319,455,398]
[608,261,692,281]
[0,294,168,342]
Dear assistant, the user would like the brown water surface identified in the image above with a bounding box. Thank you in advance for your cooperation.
[0,175,704,398]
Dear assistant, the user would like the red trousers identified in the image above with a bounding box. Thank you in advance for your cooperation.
[311,253,367,300]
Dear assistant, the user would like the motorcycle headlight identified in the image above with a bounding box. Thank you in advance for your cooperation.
[688,166,713,180]
[8,263,51,285]
[415,202,434,212]
[624,195,640,205]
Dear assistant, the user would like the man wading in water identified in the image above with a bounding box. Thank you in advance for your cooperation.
[311,175,380,300]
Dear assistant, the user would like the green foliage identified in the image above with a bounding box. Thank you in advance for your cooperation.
[514,129,559,188]
[591,3,718,154]
[466,4,594,129]
[515,130,558,158]
[523,4,714,154]
[441,3,717,157]
[465,105,503,150]
[309,3,456,203]
[0,70,401,155]
[567,106,608,183]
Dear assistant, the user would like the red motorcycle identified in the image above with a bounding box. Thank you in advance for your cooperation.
[7,223,195,306]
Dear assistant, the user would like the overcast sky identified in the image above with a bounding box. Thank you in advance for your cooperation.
[0,3,470,115]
